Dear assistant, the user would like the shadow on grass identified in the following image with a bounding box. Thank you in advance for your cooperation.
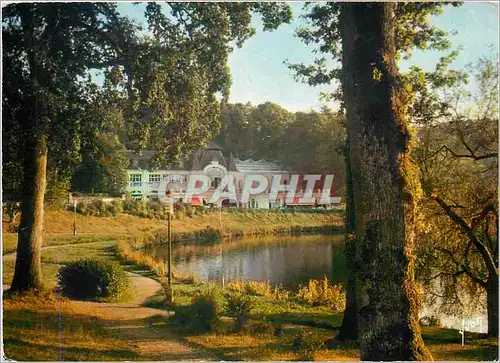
[3,338,138,361]
[3,306,139,361]
[265,311,342,330]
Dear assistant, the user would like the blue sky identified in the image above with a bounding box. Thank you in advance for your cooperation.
[118,2,499,112]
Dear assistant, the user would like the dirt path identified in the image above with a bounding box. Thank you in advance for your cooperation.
[70,271,216,361]
[4,242,215,360]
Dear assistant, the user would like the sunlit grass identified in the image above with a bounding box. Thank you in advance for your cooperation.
[2,293,138,361]
[3,239,117,290]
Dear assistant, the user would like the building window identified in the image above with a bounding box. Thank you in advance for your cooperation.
[130,174,141,187]
[149,174,161,183]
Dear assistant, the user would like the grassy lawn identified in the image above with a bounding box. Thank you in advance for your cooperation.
[142,279,498,361]
[2,294,138,361]
[3,238,117,289]
[177,326,498,361]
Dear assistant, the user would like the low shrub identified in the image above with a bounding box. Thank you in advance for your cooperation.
[226,293,254,332]
[296,277,346,311]
[194,227,222,243]
[245,281,273,297]
[92,199,107,213]
[195,205,207,215]
[173,291,221,332]
[57,259,133,302]
[107,200,123,215]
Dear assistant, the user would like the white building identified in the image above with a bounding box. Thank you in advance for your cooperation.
[125,142,290,208]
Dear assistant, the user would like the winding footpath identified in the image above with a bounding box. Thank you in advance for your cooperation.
[71,271,216,361]
[3,243,216,361]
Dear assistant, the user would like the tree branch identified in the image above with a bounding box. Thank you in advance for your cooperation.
[430,144,497,161]
[432,194,498,278]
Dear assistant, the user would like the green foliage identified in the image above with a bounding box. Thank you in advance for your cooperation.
[107,200,124,215]
[227,280,290,301]
[57,259,133,302]
[174,291,221,332]
[289,2,460,100]
[296,277,346,311]
[72,134,128,195]
[219,103,346,193]
[45,170,71,210]
[241,320,276,336]
[3,2,291,291]
[226,293,254,332]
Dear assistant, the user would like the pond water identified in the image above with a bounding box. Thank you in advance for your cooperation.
[146,234,346,290]
[144,234,487,333]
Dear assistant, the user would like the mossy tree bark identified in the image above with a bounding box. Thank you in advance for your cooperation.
[10,134,47,291]
[336,139,358,342]
[340,3,433,360]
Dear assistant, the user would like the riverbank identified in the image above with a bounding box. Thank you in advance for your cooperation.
[2,209,343,254]
[2,209,343,289]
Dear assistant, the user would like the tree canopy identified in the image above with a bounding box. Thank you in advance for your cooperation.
[2,2,292,291]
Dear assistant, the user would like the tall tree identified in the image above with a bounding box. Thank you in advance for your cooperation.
[2,2,291,292]
[219,102,255,158]
[72,134,128,195]
[3,3,133,291]
[290,2,460,342]
[340,4,433,359]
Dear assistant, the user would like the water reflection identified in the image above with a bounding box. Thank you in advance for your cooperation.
[147,234,346,290]
[144,234,487,333]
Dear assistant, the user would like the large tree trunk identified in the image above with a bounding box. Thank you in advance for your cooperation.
[10,4,48,292]
[10,134,47,292]
[336,139,358,341]
[340,3,432,360]
[487,275,499,337]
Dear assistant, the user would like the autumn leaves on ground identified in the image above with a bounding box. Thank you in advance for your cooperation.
[2,210,497,361]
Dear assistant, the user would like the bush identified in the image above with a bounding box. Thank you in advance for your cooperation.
[194,227,222,243]
[173,291,221,332]
[107,200,123,215]
[226,293,254,332]
[58,259,133,302]
[76,201,88,215]
[296,277,346,311]
[92,199,107,213]
[173,272,198,285]
[195,205,207,215]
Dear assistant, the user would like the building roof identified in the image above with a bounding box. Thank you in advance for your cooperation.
[234,158,285,173]
[126,143,287,173]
